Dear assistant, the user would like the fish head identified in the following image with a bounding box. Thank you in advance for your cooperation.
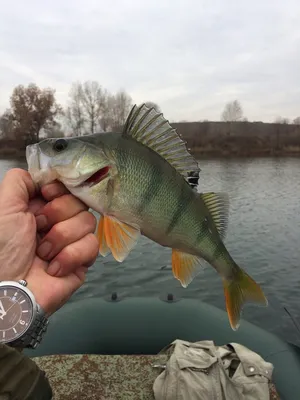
[26,136,113,194]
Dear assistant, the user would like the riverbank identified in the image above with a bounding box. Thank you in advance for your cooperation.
[0,148,26,159]
[174,120,300,158]
[1,146,300,160]
[1,119,300,159]
[190,146,300,158]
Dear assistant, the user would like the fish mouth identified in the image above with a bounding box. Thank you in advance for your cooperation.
[26,144,56,186]
[79,166,110,187]
[26,144,40,175]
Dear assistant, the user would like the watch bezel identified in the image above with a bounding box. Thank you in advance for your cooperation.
[0,281,37,344]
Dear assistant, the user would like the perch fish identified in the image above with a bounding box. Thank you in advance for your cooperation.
[26,104,268,330]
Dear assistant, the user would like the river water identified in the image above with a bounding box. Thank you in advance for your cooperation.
[1,157,300,345]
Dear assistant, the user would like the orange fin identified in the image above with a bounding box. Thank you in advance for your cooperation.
[96,216,111,257]
[223,268,268,330]
[172,249,204,288]
[104,215,140,262]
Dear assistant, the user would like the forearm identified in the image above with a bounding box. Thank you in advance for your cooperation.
[0,344,52,399]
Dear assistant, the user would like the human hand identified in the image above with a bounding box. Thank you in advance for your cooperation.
[0,168,99,316]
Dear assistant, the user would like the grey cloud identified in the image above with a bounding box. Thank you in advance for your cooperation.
[0,0,300,122]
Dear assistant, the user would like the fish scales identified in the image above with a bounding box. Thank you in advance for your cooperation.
[109,135,211,255]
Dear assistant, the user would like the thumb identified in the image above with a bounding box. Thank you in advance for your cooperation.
[0,168,37,215]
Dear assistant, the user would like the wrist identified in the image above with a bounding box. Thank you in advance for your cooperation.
[0,280,49,350]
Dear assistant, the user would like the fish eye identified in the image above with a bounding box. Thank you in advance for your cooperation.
[53,139,68,152]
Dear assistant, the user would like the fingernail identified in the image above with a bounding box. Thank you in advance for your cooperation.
[37,241,52,258]
[36,215,48,230]
[48,261,60,276]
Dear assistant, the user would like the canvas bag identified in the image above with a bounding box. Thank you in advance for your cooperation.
[153,339,274,400]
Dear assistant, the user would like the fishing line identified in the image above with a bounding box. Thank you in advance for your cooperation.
[283,306,300,337]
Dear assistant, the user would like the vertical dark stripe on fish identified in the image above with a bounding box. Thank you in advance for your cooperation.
[118,139,130,171]
[194,217,220,264]
[137,158,163,215]
[212,243,226,263]
[166,179,193,235]
[195,218,209,246]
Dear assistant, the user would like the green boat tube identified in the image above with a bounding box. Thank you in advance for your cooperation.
[25,295,300,399]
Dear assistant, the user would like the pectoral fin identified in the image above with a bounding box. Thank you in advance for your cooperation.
[96,216,111,257]
[172,249,204,288]
[103,215,141,262]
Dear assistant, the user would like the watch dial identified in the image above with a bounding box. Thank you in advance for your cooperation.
[0,286,33,343]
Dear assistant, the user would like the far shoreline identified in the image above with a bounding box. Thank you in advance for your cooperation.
[0,147,300,162]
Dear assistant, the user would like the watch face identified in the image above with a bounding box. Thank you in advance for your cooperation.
[0,286,33,343]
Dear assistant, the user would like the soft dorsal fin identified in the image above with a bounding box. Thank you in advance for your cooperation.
[123,104,200,181]
[200,192,229,240]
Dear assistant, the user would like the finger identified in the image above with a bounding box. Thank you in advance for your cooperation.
[35,194,89,231]
[47,233,99,277]
[41,182,70,201]
[45,266,89,314]
[26,259,89,316]
[28,197,46,216]
[37,211,97,261]
[0,169,37,215]
[74,266,89,282]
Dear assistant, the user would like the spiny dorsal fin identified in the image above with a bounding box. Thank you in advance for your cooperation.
[123,104,200,181]
[200,192,229,240]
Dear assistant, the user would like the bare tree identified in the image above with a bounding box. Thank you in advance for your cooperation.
[80,81,107,134]
[143,101,161,112]
[103,90,132,131]
[65,82,132,133]
[0,111,15,138]
[111,90,132,130]
[99,93,114,132]
[293,117,300,125]
[65,83,86,136]
[41,120,65,138]
[274,116,289,124]
[66,81,107,135]
[221,100,243,122]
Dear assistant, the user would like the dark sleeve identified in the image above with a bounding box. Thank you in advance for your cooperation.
[0,344,52,400]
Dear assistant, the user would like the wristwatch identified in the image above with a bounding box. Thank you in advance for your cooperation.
[0,280,49,349]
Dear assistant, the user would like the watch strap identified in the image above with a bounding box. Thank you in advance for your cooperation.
[10,304,49,349]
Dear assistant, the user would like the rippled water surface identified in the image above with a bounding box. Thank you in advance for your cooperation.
[1,157,300,344]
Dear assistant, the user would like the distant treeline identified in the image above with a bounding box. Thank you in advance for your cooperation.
[1,81,300,158]
[173,121,300,157]
[2,120,300,159]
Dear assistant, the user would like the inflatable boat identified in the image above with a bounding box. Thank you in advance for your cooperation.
[25,295,300,399]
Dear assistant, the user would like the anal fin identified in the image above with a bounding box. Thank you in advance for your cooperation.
[103,215,141,262]
[172,249,204,288]
[96,216,111,257]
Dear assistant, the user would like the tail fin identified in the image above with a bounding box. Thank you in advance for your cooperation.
[223,268,268,330]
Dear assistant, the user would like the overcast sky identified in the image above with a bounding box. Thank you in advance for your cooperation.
[0,0,300,122]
